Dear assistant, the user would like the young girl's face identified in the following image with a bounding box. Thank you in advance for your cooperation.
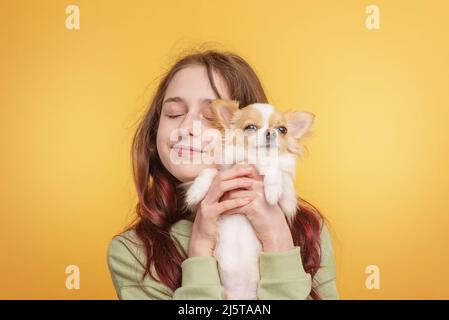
[156,64,230,183]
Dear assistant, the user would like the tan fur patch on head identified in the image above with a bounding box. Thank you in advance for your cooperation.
[268,112,286,128]
[209,99,240,131]
[234,106,263,130]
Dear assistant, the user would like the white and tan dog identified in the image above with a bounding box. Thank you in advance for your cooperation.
[182,99,314,299]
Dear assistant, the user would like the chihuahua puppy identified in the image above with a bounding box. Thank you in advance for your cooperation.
[181,99,314,299]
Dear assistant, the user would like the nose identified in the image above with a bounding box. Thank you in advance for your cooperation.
[265,129,277,142]
[178,112,202,137]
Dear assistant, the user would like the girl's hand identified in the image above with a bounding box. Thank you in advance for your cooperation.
[220,165,295,253]
[188,163,255,257]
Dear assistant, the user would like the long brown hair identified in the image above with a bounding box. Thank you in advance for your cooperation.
[125,49,326,299]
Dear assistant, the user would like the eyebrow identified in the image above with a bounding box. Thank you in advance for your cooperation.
[162,96,214,106]
[163,96,184,105]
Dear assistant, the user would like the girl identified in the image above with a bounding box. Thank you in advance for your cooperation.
[107,49,339,300]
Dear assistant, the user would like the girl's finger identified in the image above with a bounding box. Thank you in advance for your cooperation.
[243,164,263,180]
[204,177,253,204]
[214,198,252,215]
[220,190,255,201]
[222,203,250,216]
[217,164,254,181]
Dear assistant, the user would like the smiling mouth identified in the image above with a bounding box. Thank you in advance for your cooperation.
[172,145,204,153]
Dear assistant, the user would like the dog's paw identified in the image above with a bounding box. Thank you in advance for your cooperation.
[279,198,298,218]
[185,168,218,207]
[264,183,283,205]
[185,188,206,208]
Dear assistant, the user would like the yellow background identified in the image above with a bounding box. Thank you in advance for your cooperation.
[1,0,448,299]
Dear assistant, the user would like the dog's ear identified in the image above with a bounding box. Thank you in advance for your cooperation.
[209,99,240,129]
[285,111,315,139]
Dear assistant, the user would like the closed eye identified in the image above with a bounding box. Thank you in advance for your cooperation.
[166,114,184,119]
[202,114,214,122]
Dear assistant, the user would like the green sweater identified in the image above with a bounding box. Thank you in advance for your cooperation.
[107,219,339,300]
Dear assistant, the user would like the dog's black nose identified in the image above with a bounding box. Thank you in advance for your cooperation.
[265,129,277,142]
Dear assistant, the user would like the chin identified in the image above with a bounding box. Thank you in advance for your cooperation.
[172,164,212,183]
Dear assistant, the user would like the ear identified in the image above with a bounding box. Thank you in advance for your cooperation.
[209,99,240,129]
[285,111,315,139]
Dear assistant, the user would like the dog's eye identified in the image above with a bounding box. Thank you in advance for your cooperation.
[277,126,288,134]
[244,124,257,132]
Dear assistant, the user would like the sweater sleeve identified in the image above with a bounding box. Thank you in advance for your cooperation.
[107,235,225,300]
[257,222,339,300]
[172,256,226,299]
[313,222,340,299]
[107,236,173,299]
[108,222,338,300]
